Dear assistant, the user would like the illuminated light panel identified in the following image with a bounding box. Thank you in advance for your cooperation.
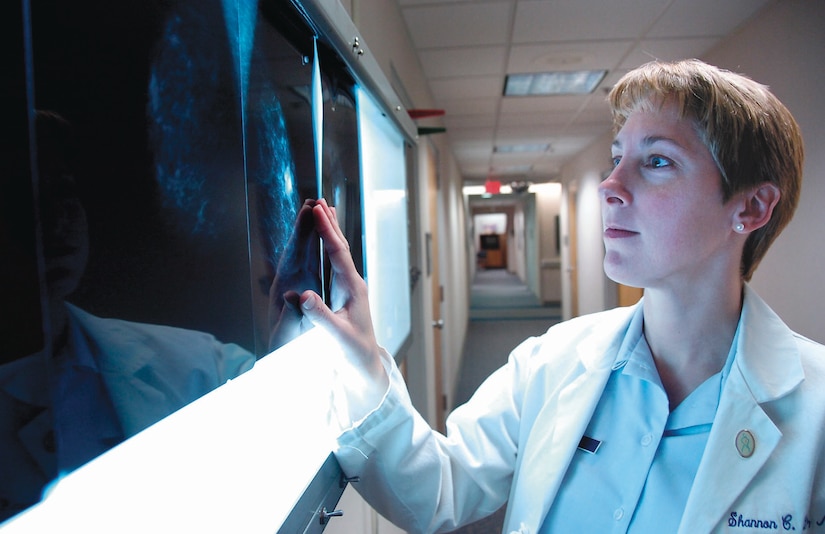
[504,70,607,96]
[0,326,347,532]
[494,143,550,153]
[357,86,411,357]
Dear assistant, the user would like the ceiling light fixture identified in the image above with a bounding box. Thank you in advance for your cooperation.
[492,164,533,174]
[504,70,607,96]
[494,143,550,153]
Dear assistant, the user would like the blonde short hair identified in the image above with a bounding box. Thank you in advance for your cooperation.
[608,59,804,280]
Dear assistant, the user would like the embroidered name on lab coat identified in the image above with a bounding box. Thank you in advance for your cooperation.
[728,511,825,530]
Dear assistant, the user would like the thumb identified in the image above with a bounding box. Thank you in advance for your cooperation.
[299,290,332,326]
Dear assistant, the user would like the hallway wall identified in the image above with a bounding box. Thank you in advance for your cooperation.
[343,0,470,419]
[558,132,616,318]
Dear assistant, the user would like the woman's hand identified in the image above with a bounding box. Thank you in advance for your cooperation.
[267,199,321,351]
[299,199,388,400]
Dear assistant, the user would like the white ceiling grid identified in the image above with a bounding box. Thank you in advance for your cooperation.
[397,0,771,184]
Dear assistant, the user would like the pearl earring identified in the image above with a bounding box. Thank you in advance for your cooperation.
[735,223,745,232]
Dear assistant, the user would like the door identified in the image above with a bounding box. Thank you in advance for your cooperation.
[567,183,579,318]
[618,285,644,306]
[425,143,446,432]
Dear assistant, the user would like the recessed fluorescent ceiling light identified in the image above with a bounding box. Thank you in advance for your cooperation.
[495,143,550,153]
[504,70,607,96]
[493,164,533,173]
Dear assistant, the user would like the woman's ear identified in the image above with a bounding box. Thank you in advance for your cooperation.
[733,183,781,233]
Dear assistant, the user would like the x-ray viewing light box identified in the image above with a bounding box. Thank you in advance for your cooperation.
[1,326,345,533]
[297,0,415,357]
[358,86,413,358]
[295,0,417,141]
[3,0,417,529]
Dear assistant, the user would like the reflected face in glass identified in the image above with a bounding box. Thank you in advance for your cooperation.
[35,112,89,302]
[40,176,89,304]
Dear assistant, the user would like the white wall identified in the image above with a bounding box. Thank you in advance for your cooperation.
[475,213,508,235]
[511,203,526,280]
[534,183,563,303]
[559,131,615,317]
[440,159,470,408]
[405,141,439,424]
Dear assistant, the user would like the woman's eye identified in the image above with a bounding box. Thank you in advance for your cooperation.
[611,156,621,167]
[649,155,671,168]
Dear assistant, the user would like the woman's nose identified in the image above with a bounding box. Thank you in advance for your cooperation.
[599,165,631,205]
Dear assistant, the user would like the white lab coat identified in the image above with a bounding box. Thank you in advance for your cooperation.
[335,286,825,533]
[66,304,256,437]
[0,304,255,520]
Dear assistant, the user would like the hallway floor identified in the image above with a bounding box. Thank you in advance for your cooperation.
[469,268,561,320]
[448,269,562,533]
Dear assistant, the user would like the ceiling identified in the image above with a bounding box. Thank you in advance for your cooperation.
[397,0,772,186]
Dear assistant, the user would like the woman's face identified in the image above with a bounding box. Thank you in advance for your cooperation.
[599,99,741,291]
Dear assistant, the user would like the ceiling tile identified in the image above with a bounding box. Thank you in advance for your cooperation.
[398,0,466,6]
[599,68,632,91]
[545,134,604,156]
[501,94,588,114]
[647,0,771,38]
[497,110,573,128]
[418,46,508,78]
[564,122,614,142]
[513,0,669,44]
[507,41,634,74]
[401,2,513,49]
[619,37,723,68]
[530,161,563,177]
[444,114,498,130]
[572,106,613,126]
[495,125,567,144]
[574,93,612,116]
[491,152,543,168]
[437,96,501,116]
[429,76,504,100]
[449,127,497,144]
[393,0,776,184]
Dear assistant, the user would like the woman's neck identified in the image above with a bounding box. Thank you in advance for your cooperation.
[641,281,743,410]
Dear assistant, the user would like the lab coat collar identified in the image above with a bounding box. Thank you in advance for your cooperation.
[0,352,49,408]
[66,304,180,437]
[505,304,635,533]
[734,284,804,403]
[678,285,804,533]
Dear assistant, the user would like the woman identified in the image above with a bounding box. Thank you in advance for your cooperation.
[298,60,825,533]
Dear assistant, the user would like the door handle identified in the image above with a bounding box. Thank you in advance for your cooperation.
[432,319,444,329]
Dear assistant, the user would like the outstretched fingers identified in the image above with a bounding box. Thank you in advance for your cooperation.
[312,199,359,282]
[299,200,379,357]
[298,199,388,410]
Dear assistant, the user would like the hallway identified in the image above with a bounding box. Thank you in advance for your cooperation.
[449,268,562,533]
[455,268,561,407]
[469,268,560,320]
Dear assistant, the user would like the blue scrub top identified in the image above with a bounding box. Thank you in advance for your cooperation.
[540,306,738,533]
